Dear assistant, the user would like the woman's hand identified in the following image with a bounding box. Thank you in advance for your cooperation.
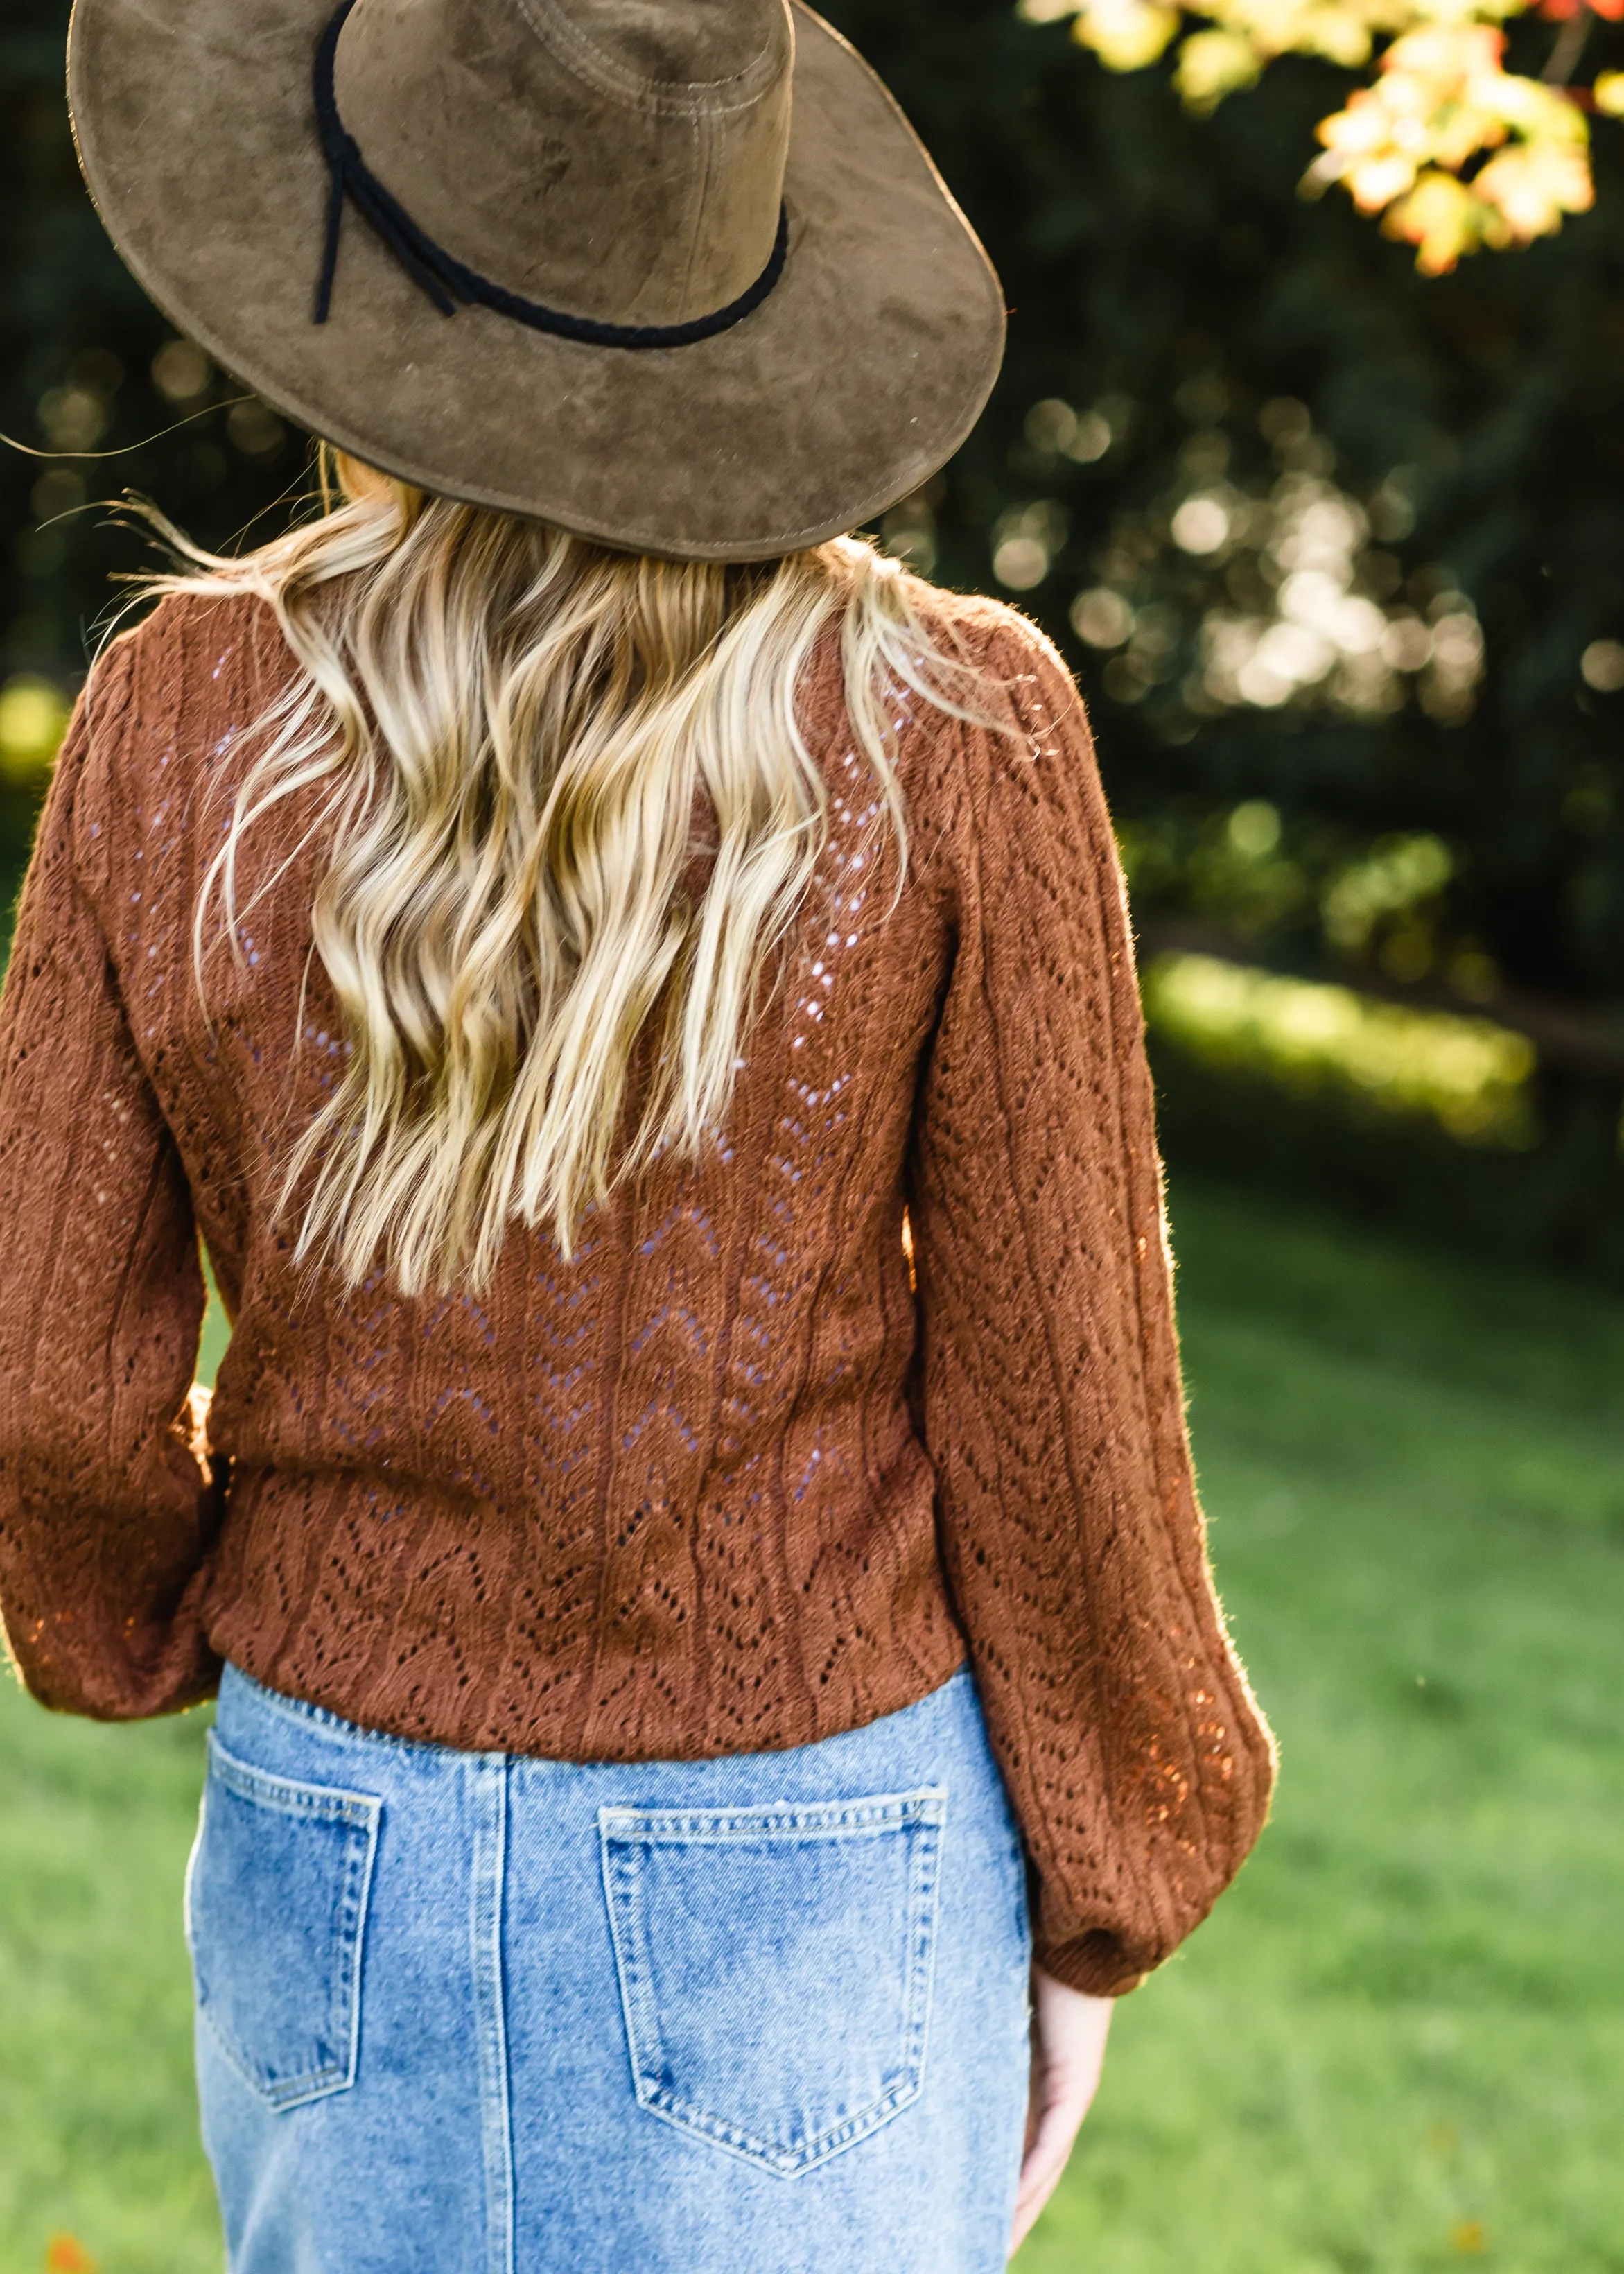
[1009,1966,1115,2257]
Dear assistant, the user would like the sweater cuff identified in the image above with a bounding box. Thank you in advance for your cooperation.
[1035,1929,1149,1998]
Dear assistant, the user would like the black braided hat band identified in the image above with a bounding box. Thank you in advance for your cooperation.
[312,0,790,349]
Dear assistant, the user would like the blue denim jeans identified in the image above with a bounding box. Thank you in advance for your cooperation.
[190,1663,1033,2273]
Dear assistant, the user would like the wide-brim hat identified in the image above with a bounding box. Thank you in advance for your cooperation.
[66,0,1006,563]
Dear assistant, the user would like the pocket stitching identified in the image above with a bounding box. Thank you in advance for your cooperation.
[207,1731,384,1829]
[192,1733,383,2113]
[599,1785,946,2179]
[599,1794,948,1843]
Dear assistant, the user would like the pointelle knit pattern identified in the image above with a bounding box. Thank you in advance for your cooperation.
[0,582,1274,1995]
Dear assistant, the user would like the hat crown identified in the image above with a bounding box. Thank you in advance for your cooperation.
[333,0,794,326]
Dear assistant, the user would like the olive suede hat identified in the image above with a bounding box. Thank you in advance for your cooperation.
[65,0,1006,562]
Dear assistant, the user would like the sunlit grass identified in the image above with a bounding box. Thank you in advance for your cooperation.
[1144,951,1538,1147]
[1020,1181,1624,2273]
[2,1181,1621,2271]
[0,1696,216,2273]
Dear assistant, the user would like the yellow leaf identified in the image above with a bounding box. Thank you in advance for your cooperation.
[1316,89,1394,158]
[1350,150,1423,208]
[1474,139,1593,239]
[1070,0,1181,71]
[1383,168,1483,271]
[1176,26,1265,107]
[1452,2221,1487,2255]
[1592,68,1624,115]
[1387,19,1505,84]
[1296,3,1379,68]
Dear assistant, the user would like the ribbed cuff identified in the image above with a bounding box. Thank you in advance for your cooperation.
[1034,1929,1148,1998]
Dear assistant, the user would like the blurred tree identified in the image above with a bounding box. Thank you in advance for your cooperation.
[3,0,1623,1265]
[823,0,1624,1263]
[1025,0,1624,275]
[0,2,305,700]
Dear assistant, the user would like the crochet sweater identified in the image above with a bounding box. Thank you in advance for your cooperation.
[0,585,1273,1995]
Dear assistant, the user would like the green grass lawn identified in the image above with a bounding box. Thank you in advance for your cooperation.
[1,1179,1621,2273]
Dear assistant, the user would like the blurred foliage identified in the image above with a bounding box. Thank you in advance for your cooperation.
[3,0,1624,1266]
[1143,950,1539,1141]
[1024,0,1618,275]
[0,1,307,704]
[825,0,1624,1267]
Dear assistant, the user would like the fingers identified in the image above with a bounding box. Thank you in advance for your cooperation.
[1007,1969,1115,2259]
[1009,2073,1084,2253]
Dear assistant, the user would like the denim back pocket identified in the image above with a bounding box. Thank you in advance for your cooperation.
[598,1787,945,2178]
[186,1730,382,2112]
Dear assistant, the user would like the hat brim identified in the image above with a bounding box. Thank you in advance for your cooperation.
[67,0,1006,562]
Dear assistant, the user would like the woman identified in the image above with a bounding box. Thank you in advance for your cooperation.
[0,0,1274,2267]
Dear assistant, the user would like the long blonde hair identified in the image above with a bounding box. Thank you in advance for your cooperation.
[143,453,968,1293]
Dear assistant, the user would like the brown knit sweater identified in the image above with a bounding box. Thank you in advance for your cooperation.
[0,584,1273,1994]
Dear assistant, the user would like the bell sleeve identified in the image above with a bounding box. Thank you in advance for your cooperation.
[0,661,220,1718]
[908,612,1276,1995]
